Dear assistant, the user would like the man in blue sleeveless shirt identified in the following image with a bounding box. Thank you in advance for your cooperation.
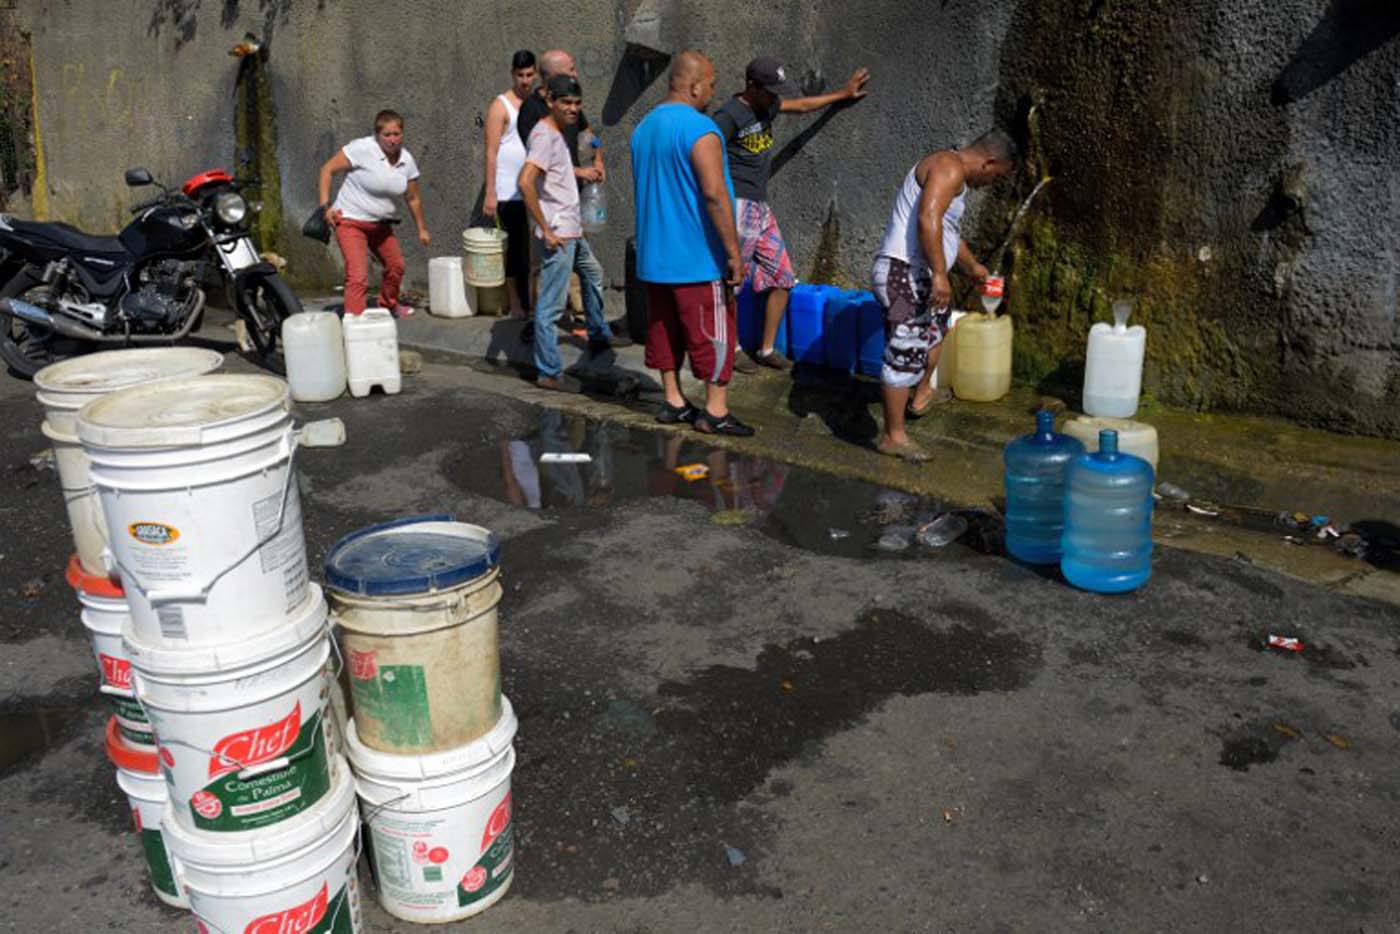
[631,51,754,437]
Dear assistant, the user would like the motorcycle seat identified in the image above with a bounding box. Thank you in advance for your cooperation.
[7,217,126,255]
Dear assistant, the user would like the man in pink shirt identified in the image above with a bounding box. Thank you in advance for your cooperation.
[519,74,617,393]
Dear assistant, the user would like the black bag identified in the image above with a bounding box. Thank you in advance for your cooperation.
[302,203,331,244]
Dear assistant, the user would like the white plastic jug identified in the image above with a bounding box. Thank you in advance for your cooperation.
[282,312,347,402]
[343,309,402,398]
[1083,300,1147,418]
[429,256,472,318]
[1062,415,1159,472]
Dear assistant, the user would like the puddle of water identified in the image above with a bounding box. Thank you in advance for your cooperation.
[0,709,85,773]
[444,408,1004,561]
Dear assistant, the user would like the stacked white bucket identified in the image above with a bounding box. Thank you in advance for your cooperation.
[324,516,516,923]
[73,371,363,934]
[36,348,225,910]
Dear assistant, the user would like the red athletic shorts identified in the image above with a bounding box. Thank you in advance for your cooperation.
[644,281,736,385]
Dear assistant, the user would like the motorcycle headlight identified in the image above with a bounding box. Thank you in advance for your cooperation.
[214,191,248,225]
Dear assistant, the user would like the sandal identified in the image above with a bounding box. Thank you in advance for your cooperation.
[907,387,952,419]
[876,437,931,463]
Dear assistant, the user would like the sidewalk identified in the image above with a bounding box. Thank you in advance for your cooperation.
[315,300,1400,605]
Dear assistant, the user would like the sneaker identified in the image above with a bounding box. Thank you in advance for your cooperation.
[753,349,793,371]
[732,353,760,375]
[387,302,415,319]
[694,411,756,437]
[656,400,698,425]
[536,373,583,394]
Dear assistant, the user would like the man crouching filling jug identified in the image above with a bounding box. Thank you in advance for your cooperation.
[872,129,1020,462]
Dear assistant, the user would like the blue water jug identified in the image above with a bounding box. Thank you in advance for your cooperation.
[823,290,860,374]
[736,280,788,357]
[788,285,839,366]
[1061,429,1154,593]
[855,292,885,378]
[1004,410,1085,564]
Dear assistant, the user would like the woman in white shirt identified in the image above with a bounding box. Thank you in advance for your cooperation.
[482,50,536,317]
[317,109,431,316]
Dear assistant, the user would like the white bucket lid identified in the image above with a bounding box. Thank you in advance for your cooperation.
[163,760,355,867]
[347,696,517,782]
[125,585,328,674]
[35,348,224,409]
[77,374,289,449]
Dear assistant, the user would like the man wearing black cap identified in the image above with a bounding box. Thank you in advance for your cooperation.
[714,57,869,371]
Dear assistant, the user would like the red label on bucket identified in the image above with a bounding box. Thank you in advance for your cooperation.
[347,649,378,681]
[208,701,302,780]
[429,847,450,865]
[482,792,512,851]
[981,275,1005,298]
[99,653,132,690]
[244,882,327,934]
[191,790,223,820]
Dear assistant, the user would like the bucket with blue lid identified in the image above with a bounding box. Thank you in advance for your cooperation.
[323,515,504,754]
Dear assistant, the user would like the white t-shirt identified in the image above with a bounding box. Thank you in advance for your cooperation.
[876,164,966,274]
[332,136,420,223]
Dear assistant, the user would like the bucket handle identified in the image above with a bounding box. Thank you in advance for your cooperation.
[113,434,300,606]
[98,684,130,698]
[353,775,412,826]
[174,822,364,934]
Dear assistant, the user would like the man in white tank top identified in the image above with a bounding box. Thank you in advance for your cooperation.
[871,130,1019,461]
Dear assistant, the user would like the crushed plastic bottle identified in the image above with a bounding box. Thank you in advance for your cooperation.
[916,514,969,548]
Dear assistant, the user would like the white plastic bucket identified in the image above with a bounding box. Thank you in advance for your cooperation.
[78,374,310,646]
[166,762,363,934]
[106,717,188,908]
[1063,415,1160,472]
[35,348,224,574]
[325,518,503,754]
[349,698,517,923]
[461,228,507,288]
[128,587,339,834]
[69,557,153,746]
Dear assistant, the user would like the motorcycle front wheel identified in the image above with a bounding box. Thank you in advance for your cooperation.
[0,271,93,379]
[235,271,301,360]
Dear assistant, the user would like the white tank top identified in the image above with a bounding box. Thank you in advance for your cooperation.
[877,162,966,273]
[493,94,528,202]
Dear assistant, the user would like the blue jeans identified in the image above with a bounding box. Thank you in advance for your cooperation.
[534,237,611,379]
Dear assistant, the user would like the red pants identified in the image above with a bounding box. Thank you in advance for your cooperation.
[334,218,404,314]
[644,281,736,384]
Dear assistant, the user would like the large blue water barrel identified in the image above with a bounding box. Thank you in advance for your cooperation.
[823,290,860,374]
[855,292,886,378]
[788,285,840,366]
[1061,429,1154,593]
[1004,411,1085,564]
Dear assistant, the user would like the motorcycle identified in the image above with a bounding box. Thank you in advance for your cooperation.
[0,166,300,378]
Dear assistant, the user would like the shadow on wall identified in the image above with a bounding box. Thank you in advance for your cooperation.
[602,44,672,127]
[1272,0,1400,104]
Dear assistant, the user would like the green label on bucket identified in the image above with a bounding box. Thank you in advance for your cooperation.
[457,793,513,908]
[188,706,330,832]
[348,661,434,748]
[138,827,178,897]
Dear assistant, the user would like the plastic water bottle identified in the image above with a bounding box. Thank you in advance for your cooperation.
[1003,410,1085,564]
[1061,429,1154,593]
[980,273,1005,314]
[581,139,607,232]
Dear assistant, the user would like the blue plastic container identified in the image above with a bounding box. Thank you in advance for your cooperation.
[1061,429,1154,593]
[823,290,860,373]
[1004,411,1085,564]
[788,284,839,365]
[855,292,886,378]
[736,280,788,358]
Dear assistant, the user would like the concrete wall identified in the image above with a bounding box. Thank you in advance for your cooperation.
[16,0,1400,437]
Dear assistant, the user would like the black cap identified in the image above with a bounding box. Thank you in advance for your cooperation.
[745,56,800,97]
[546,74,582,99]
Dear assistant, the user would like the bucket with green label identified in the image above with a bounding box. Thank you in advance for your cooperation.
[349,697,516,922]
[325,516,502,755]
[166,758,363,934]
[105,715,187,908]
[127,586,338,833]
[70,556,154,746]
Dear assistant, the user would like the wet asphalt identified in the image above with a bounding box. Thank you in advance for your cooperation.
[2,347,1399,933]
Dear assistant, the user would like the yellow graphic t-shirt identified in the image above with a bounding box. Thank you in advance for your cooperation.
[713,95,779,203]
